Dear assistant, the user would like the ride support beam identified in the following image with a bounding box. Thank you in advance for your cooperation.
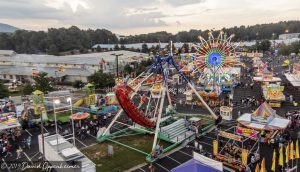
[152,88,166,150]
[187,82,218,119]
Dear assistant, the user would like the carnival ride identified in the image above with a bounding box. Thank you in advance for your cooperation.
[176,31,240,107]
[98,44,219,162]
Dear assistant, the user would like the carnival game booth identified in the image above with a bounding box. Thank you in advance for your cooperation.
[220,106,233,120]
[171,152,222,172]
[253,70,281,83]
[213,126,260,171]
[285,63,300,87]
[0,112,21,130]
[262,83,285,107]
[253,57,264,71]
[237,102,290,143]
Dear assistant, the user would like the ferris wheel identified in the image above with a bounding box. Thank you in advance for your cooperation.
[191,31,240,90]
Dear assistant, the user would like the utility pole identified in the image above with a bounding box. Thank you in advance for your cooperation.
[111,53,123,78]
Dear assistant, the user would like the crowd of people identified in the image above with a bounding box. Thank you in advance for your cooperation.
[0,127,31,160]
[63,112,115,139]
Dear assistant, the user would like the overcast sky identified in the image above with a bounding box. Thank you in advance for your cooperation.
[0,0,299,35]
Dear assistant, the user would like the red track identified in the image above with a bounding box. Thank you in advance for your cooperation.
[114,84,155,128]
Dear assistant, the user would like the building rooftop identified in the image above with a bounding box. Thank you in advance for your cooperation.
[0,50,15,56]
[0,66,93,77]
[0,50,148,65]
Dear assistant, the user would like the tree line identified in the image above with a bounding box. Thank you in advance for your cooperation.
[0,21,300,55]
[0,26,118,55]
[120,21,300,43]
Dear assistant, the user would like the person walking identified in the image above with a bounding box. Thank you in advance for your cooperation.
[27,136,31,149]
[4,144,12,158]
[16,146,23,159]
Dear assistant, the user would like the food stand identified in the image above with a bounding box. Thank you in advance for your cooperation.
[220,106,232,120]
[237,102,290,143]
[262,83,285,107]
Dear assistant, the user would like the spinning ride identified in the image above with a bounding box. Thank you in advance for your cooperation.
[99,46,219,162]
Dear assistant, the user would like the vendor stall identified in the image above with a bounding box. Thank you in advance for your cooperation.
[284,64,300,87]
[213,126,260,171]
[237,102,290,143]
[0,112,21,130]
[262,83,285,107]
[220,106,232,120]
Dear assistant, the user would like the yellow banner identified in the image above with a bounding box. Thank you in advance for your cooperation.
[218,131,242,142]
[213,140,218,156]
[242,149,248,166]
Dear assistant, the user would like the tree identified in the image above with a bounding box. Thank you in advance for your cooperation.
[88,70,115,89]
[279,41,300,55]
[260,40,271,52]
[136,59,152,75]
[279,46,291,56]
[124,64,134,74]
[96,45,102,52]
[33,72,55,93]
[0,80,9,98]
[72,80,85,89]
[141,43,149,53]
[120,44,126,50]
[182,43,190,53]
[47,44,59,55]
[114,44,120,50]
[22,83,34,95]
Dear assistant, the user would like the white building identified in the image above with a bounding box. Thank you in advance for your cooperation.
[279,33,300,40]
[0,50,148,83]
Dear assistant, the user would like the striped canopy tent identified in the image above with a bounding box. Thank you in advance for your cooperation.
[252,102,276,118]
[237,102,290,131]
[70,112,90,120]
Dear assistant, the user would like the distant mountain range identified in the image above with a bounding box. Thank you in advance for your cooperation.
[0,23,19,33]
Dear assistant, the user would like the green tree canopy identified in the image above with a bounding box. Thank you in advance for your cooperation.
[72,80,85,89]
[22,83,34,95]
[0,80,9,98]
[114,44,120,50]
[33,72,55,93]
[141,43,149,53]
[279,41,300,55]
[124,64,134,74]
[88,70,115,89]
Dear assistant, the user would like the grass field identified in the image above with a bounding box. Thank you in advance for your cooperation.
[82,134,170,172]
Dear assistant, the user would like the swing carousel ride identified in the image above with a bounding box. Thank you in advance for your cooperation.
[98,31,239,162]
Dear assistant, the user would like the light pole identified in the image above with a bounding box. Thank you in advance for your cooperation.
[53,99,60,152]
[111,53,123,78]
[32,90,45,161]
[38,106,45,162]
[67,97,76,146]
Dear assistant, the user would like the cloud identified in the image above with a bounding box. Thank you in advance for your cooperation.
[0,0,299,35]
[0,0,168,29]
[0,1,71,20]
[164,0,205,6]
